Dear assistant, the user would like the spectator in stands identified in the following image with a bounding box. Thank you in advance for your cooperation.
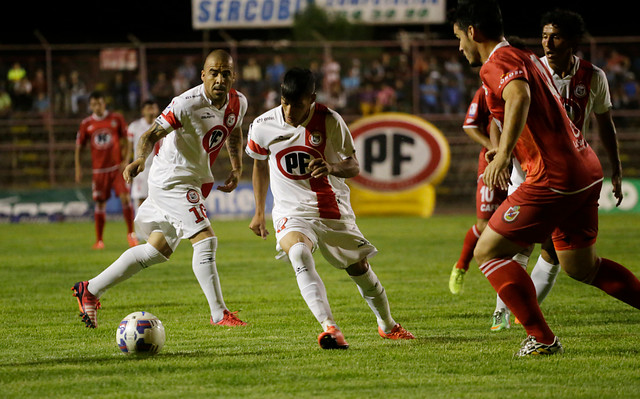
[265,55,286,91]
[150,71,173,109]
[419,75,440,113]
[241,56,263,99]
[622,71,639,109]
[177,56,199,86]
[70,70,87,115]
[359,82,377,115]
[442,76,464,114]
[171,69,189,97]
[7,62,26,96]
[322,55,341,94]
[341,59,361,114]
[0,83,12,118]
[54,73,72,116]
[13,76,33,113]
[109,72,128,112]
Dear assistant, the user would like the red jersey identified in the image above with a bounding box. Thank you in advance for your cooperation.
[464,86,491,134]
[480,42,603,193]
[76,111,128,173]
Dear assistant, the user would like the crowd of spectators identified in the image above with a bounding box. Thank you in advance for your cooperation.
[2,45,639,123]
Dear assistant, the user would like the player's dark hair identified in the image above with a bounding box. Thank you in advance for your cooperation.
[540,9,586,41]
[89,91,104,100]
[448,0,504,41]
[281,67,315,102]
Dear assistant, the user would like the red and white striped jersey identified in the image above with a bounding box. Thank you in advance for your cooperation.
[150,85,247,195]
[246,103,356,222]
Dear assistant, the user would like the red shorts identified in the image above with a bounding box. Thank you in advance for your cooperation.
[92,169,129,202]
[488,182,601,251]
[476,149,507,220]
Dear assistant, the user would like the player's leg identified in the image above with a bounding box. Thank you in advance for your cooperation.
[93,203,106,249]
[530,238,560,304]
[450,219,486,295]
[491,249,531,330]
[558,245,640,309]
[72,231,171,328]
[475,227,557,346]
[347,258,414,340]
[189,227,246,326]
[280,230,346,348]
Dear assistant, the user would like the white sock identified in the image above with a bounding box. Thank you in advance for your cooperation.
[350,267,396,332]
[192,237,227,323]
[88,243,167,298]
[494,255,529,313]
[530,254,561,304]
[288,242,334,326]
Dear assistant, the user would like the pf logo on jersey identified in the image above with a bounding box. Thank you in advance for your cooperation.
[93,129,113,149]
[202,125,228,153]
[275,145,323,180]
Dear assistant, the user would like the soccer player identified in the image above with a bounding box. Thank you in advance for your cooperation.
[449,86,507,296]
[75,91,137,249]
[450,0,640,356]
[247,67,414,349]
[127,99,160,239]
[72,50,247,328]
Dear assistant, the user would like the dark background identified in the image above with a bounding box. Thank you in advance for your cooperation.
[2,0,635,45]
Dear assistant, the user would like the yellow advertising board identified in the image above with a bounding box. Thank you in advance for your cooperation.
[348,113,450,217]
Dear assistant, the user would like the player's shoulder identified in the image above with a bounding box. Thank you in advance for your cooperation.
[252,106,281,127]
[80,115,93,126]
[171,85,204,110]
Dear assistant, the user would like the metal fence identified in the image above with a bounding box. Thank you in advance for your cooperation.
[1,37,639,208]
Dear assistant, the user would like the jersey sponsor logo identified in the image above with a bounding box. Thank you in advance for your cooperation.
[92,129,113,149]
[349,113,450,191]
[275,145,322,180]
[468,102,478,117]
[186,189,201,204]
[202,125,229,153]
[503,205,520,222]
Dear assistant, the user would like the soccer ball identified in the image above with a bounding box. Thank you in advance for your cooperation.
[116,311,165,355]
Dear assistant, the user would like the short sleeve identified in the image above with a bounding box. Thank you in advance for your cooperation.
[156,97,182,133]
[245,122,269,160]
[327,110,355,159]
[591,67,613,114]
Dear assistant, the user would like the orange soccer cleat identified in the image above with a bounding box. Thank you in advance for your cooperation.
[210,310,247,326]
[71,281,101,328]
[318,326,349,349]
[127,233,139,247]
[378,324,416,340]
[92,240,105,250]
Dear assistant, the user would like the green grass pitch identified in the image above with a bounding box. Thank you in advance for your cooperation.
[1,214,639,398]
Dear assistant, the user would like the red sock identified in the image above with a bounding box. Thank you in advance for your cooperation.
[480,258,555,344]
[94,211,105,242]
[122,205,135,234]
[456,225,480,271]
[590,258,640,309]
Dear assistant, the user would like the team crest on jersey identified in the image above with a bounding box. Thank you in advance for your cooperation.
[308,131,323,147]
[574,84,588,98]
[186,189,200,204]
[226,113,236,127]
[503,206,520,223]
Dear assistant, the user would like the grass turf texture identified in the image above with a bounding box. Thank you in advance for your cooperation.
[1,214,639,398]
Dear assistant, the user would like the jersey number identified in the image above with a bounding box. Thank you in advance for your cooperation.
[189,204,208,223]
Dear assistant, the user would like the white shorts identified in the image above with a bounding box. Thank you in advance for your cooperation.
[130,170,150,200]
[274,216,378,269]
[508,158,526,196]
[135,184,211,251]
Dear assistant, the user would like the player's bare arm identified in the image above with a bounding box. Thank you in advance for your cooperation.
[123,122,167,184]
[484,80,530,190]
[309,154,359,179]
[217,125,244,193]
[595,110,623,206]
[120,137,131,171]
[249,158,270,239]
[463,126,493,150]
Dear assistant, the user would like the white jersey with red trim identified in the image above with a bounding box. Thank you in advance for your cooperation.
[149,84,247,190]
[246,103,356,222]
[127,117,156,198]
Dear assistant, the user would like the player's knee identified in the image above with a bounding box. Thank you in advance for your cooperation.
[138,243,169,268]
[346,258,369,276]
[288,242,313,275]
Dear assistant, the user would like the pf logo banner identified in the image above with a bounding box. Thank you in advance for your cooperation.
[350,113,450,191]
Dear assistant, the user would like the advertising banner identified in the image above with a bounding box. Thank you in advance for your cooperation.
[192,0,446,29]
